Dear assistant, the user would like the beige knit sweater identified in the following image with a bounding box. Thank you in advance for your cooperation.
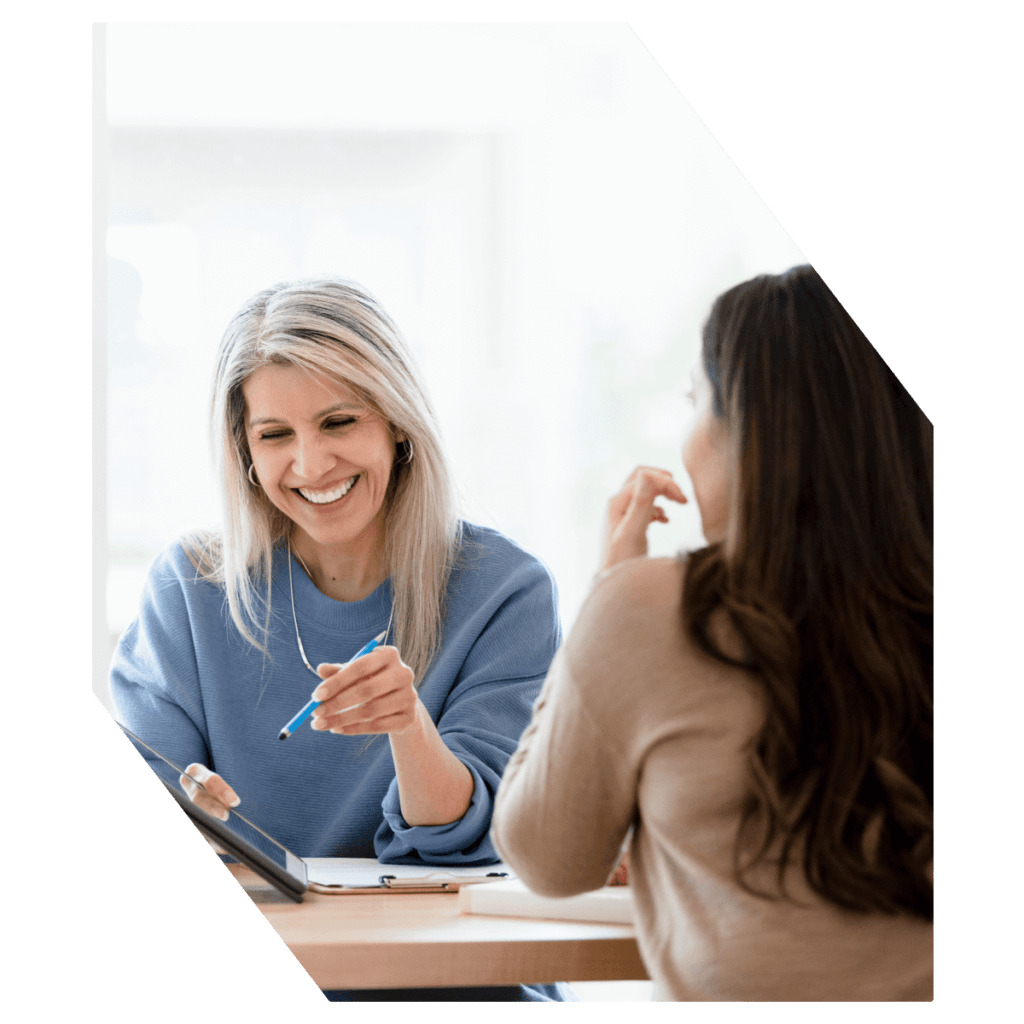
[491,556,933,1001]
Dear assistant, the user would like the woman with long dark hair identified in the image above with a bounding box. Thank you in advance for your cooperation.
[492,265,933,1000]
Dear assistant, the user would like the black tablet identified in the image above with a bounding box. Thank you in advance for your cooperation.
[120,725,308,903]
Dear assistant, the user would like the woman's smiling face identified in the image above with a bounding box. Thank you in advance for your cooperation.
[243,364,399,560]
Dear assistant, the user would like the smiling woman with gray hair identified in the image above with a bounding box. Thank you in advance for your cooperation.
[111,278,570,1001]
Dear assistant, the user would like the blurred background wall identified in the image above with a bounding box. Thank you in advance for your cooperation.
[100,23,804,707]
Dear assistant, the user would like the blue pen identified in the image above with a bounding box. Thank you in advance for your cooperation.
[278,630,388,740]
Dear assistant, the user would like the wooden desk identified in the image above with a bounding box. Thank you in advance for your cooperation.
[228,863,648,990]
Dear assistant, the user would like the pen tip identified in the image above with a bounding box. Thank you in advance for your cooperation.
[278,732,289,740]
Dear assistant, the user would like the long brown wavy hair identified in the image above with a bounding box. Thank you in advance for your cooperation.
[683,265,933,919]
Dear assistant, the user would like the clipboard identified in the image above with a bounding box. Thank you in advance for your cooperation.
[118,725,512,900]
[302,858,512,894]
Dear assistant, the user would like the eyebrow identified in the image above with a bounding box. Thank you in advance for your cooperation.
[248,402,364,428]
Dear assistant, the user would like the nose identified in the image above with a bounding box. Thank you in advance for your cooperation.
[292,432,335,482]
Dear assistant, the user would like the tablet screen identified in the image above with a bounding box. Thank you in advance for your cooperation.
[120,725,308,902]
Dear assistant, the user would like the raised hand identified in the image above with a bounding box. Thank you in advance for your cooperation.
[600,465,687,571]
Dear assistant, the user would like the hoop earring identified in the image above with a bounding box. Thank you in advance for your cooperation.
[398,440,414,465]
[248,464,259,487]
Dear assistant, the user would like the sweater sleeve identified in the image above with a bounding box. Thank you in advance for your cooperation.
[490,648,639,895]
[374,552,561,865]
[109,545,212,774]
[490,564,657,895]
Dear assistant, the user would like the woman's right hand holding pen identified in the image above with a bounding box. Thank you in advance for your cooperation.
[600,466,687,571]
[309,646,475,827]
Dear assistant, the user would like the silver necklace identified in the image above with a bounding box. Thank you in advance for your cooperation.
[287,540,394,676]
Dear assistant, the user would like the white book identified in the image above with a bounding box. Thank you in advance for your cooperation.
[457,878,634,924]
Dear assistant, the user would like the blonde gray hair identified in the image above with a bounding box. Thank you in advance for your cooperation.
[187,278,462,685]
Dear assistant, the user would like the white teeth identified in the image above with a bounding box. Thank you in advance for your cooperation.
[298,476,357,504]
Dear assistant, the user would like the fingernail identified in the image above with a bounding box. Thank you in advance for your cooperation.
[311,688,324,701]
[227,793,240,807]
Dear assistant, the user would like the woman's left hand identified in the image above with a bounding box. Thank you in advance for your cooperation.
[608,852,630,886]
[310,646,420,735]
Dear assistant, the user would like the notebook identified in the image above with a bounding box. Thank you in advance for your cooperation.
[457,878,634,924]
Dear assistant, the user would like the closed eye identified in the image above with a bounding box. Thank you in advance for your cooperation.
[324,417,357,430]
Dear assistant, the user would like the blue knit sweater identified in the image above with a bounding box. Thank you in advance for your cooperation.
[110,522,561,865]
